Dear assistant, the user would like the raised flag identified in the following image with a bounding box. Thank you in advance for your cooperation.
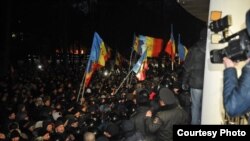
[165,25,176,61]
[91,33,107,67]
[133,35,146,55]
[136,61,148,81]
[84,32,108,86]
[178,34,186,61]
[144,36,163,57]
[132,50,148,81]
[133,35,163,57]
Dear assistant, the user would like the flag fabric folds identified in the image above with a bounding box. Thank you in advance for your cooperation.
[132,50,148,81]
[133,35,146,55]
[92,33,107,67]
[133,35,163,57]
[84,32,108,86]
[177,34,188,61]
[145,36,163,57]
[165,26,176,61]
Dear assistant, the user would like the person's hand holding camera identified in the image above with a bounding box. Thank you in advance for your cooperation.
[223,57,236,68]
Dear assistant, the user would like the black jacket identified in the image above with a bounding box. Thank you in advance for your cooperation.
[130,106,155,141]
[182,39,206,89]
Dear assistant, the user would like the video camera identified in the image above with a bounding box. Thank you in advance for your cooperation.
[210,10,250,63]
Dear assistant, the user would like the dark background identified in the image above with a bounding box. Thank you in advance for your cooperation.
[0,0,206,74]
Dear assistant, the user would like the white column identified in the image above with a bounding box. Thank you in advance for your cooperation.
[201,0,250,124]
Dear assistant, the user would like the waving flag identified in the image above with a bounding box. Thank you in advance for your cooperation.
[143,36,162,57]
[133,35,163,57]
[132,50,148,81]
[133,35,146,55]
[165,25,176,62]
[84,32,108,86]
[178,34,188,61]
[90,33,107,67]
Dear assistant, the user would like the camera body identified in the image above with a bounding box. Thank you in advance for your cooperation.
[210,30,250,63]
[210,10,250,63]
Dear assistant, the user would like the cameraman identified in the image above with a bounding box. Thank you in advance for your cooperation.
[223,57,250,118]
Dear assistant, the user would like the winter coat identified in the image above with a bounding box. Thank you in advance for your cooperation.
[182,39,206,89]
[130,106,155,141]
[223,61,250,117]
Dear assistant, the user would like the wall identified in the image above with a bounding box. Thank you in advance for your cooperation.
[202,0,250,124]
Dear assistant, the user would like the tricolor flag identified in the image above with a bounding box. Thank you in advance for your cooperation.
[91,33,107,67]
[177,34,188,61]
[133,35,145,55]
[84,32,108,86]
[132,50,148,81]
[133,35,163,57]
[165,25,176,62]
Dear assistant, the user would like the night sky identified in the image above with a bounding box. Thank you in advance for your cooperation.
[2,0,206,60]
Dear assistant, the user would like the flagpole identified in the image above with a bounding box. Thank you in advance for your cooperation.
[77,71,86,102]
[80,78,87,104]
[114,69,133,95]
[127,48,134,85]
[129,51,136,85]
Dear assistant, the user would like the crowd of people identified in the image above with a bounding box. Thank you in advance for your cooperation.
[0,55,192,141]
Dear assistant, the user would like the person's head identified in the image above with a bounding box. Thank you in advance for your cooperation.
[43,96,51,107]
[103,122,119,138]
[43,120,53,132]
[55,120,65,133]
[158,87,177,106]
[8,122,19,132]
[0,132,6,140]
[10,130,20,141]
[42,132,50,141]
[8,110,16,120]
[120,120,135,137]
[38,128,50,141]
[136,89,150,106]
[84,132,95,141]
[68,118,78,128]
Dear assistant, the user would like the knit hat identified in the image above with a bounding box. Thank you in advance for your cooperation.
[158,87,177,105]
